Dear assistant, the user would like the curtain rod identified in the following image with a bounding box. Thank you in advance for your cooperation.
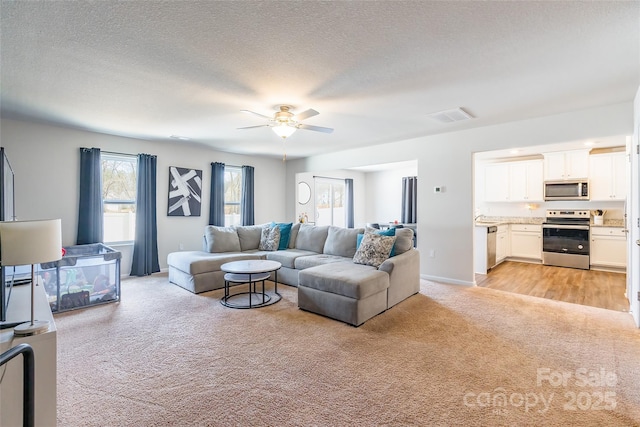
[212,163,243,169]
[313,175,344,181]
[102,150,135,157]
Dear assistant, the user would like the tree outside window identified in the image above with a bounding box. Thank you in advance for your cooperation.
[224,166,242,227]
[102,154,137,242]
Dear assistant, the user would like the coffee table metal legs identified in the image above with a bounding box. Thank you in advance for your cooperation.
[221,271,281,309]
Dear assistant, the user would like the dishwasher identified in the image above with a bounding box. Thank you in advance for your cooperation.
[486,226,498,270]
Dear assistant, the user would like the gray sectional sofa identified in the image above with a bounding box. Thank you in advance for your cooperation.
[167,223,420,326]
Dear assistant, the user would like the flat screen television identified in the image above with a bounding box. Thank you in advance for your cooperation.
[1,147,16,322]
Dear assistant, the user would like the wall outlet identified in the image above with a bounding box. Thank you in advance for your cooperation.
[179,243,184,250]
[428,249,435,258]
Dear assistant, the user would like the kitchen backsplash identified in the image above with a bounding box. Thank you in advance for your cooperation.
[478,215,624,227]
[475,203,625,220]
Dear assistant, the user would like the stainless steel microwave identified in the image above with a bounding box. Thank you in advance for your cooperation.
[544,180,589,201]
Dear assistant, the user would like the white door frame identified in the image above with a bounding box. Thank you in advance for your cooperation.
[628,87,640,327]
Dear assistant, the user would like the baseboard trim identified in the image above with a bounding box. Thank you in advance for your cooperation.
[420,274,476,287]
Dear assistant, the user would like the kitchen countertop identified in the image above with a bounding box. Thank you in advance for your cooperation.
[590,219,624,227]
[475,216,624,228]
[475,216,544,227]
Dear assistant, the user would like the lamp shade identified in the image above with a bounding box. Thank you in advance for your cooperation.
[0,219,62,266]
[272,123,296,139]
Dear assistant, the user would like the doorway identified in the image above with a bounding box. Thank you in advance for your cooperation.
[473,137,632,313]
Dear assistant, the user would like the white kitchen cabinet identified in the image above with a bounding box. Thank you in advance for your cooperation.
[543,149,590,180]
[483,163,509,202]
[589,152,627,201]
[590,227,627,268]
[509,224,542,260]
[483,160,543,202]
[509,160,543,201]
[496,225,509,262]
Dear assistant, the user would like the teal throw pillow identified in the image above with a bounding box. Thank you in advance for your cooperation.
[271,222,293,250]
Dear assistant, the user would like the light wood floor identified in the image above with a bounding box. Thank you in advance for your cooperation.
[476,261,629,312]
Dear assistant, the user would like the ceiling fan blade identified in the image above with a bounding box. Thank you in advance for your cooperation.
[298,124,334,134]
[294,109,319,121]
[240,110,272,120]
[237,125,270,130]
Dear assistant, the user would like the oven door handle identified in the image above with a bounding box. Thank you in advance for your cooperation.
[542,224,590,230]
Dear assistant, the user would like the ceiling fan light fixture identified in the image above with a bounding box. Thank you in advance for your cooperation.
[272,123,296,139]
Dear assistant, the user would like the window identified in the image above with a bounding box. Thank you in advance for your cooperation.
[315,178,345,227]
[224,166,242,227]
[102,154,137,243]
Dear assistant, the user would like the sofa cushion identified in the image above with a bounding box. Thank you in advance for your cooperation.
[266,249,318,269]
[393,228,414,255]
[323,226,365,258]
[295,224,329,253]
[353,233,396,268]
[168,251,262,275]
[271,222,293,250]
[235,225,264,251]
[298,263,389,299]
[294,254,352,270]
[259,225,281,251]
[205,226,241,253]
[288,223,301,249]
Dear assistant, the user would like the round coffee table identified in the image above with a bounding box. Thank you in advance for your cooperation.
[220,260,282,309]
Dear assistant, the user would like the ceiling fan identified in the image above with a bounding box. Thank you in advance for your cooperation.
[238,105,334,139]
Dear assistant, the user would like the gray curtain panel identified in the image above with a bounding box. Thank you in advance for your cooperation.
[241,165,255,226]
[401,176,417,224]
[130,154,160,276]
[209,162,225,226]
[345,178,354,228]
[77,147,103,244]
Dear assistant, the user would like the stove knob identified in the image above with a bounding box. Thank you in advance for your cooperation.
[578,244,584,250]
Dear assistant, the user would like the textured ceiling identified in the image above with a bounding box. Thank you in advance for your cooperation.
[1,1,638,159]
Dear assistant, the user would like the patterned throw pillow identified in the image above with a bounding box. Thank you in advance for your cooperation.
[258,225,281,251]
[352,233,396,268]
[364,226,396,256]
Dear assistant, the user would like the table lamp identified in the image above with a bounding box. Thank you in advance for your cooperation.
[0,219,62,336]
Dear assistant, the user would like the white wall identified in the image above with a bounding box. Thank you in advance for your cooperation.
[0,118,287,272]
[285,102,634,285]
[364,164,418,225]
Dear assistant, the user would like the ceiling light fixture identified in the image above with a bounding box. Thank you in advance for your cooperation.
[272,123,296,139]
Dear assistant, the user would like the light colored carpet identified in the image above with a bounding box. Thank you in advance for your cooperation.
[55,274,640,426]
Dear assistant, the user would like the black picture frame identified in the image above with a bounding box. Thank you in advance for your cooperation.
[167,166,203,217]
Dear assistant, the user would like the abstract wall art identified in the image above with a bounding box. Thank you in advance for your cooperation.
[168,166,202,217]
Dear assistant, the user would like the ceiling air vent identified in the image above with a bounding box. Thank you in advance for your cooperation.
[427,107,474,123]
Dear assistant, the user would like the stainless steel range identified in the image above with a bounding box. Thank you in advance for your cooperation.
[542,210,590,270]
